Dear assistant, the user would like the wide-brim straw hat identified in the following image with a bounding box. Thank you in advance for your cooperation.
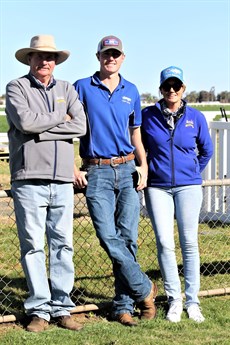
[15,34,70,65]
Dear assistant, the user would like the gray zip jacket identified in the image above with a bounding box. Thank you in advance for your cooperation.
[6,73,87,182]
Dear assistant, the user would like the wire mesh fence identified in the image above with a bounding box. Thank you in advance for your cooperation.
[0,183,229,321]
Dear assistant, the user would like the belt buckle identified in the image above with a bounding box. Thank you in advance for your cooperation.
[110,157,119,167]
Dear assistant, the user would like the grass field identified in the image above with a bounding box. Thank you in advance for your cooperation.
[0,168,229,344]
[0,105,230,344]
[1,104,230,133]
[0,115,9,132]
[190,104,230,112]
[0,296,229,345]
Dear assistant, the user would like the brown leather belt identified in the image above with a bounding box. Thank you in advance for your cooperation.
[82,153,135,167]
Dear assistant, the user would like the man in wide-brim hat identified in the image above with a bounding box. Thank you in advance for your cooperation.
[15,34,70,65]
[5,35,87,332]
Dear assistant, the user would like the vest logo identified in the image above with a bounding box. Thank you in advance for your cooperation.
[185,120,194,128]
[122,96,131,104]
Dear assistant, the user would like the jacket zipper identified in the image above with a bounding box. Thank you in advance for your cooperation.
[170,129,175,186]
[44,90,57,179]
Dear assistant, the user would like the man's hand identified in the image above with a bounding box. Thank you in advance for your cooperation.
[74,165,88,189]
[64,114,72,121]
[135,166,148,191]
[129,127,148,191]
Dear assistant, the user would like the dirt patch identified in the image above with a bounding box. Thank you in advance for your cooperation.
[0,322,21,335]
[0,312,103,335]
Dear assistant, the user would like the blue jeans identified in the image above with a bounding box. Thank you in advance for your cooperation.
[11,180,76,321]
[85,161,151,316]
[144,185,203,307]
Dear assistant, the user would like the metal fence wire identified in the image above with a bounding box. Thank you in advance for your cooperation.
[0,183,230,322]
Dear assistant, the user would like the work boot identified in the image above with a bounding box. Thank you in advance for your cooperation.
[26,316,49,332]
[138,282,158,320]
[115,313,138,327]
[56,315,83,331]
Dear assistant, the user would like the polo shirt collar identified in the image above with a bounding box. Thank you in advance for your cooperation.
[92,72,125,89]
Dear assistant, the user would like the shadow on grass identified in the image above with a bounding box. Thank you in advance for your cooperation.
[146,260,230,279]
[0,259,229,320]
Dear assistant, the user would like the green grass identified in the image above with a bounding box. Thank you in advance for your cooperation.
[0,105,230,134]
[0,143,229,314]
[191,105,230,111]
[0,296,229,345]
[0,108,230,343]
[213,115,230,121]
[0,210,229,315]
[0,116,9,132]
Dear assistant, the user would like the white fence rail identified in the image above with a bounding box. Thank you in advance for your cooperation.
[1,120,230,222]
[0,133,9,161]
[140,121,230,223]
[200,121,230,222]
[0,132,8,143]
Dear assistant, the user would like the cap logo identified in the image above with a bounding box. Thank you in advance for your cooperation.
[103,38,119,47]
[167,68,181,75]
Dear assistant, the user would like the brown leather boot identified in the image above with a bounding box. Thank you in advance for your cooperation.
[56,315,83,331]
[116,313,138,327]
[138,282,158,320]
[26,316,49,332]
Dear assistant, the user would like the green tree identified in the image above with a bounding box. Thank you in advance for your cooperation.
[185,91,199,103]
[141,92,158,104]
[217,91,230,103]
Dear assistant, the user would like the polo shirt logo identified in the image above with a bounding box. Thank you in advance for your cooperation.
[185,120,194,128]
[122,96,131,104]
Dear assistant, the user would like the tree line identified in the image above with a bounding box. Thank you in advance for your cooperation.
[141,89,230,104]
[1,89,230,105]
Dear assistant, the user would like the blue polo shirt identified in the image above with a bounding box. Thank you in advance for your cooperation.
[73,72,141,158]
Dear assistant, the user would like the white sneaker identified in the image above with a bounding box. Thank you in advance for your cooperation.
[187,304,205,323]
[166,302,183,322]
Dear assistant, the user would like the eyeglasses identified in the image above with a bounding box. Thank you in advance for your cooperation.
[161,81,183,92]
[100,50,122,59]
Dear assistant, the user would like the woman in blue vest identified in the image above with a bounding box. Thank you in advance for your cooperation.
[141,66,213,323]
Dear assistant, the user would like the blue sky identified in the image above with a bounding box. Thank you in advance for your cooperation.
[0,0,229,98]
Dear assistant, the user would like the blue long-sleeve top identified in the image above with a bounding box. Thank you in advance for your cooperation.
[141,101,213,187]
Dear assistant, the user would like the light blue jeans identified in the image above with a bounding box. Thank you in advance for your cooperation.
[11,180,76,321]
[85,161,151,316]
[144,185,203,307]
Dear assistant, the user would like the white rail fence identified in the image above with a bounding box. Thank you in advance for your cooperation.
[140,120,230,223]
[201,121,230,223]
[1,120,230,223]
